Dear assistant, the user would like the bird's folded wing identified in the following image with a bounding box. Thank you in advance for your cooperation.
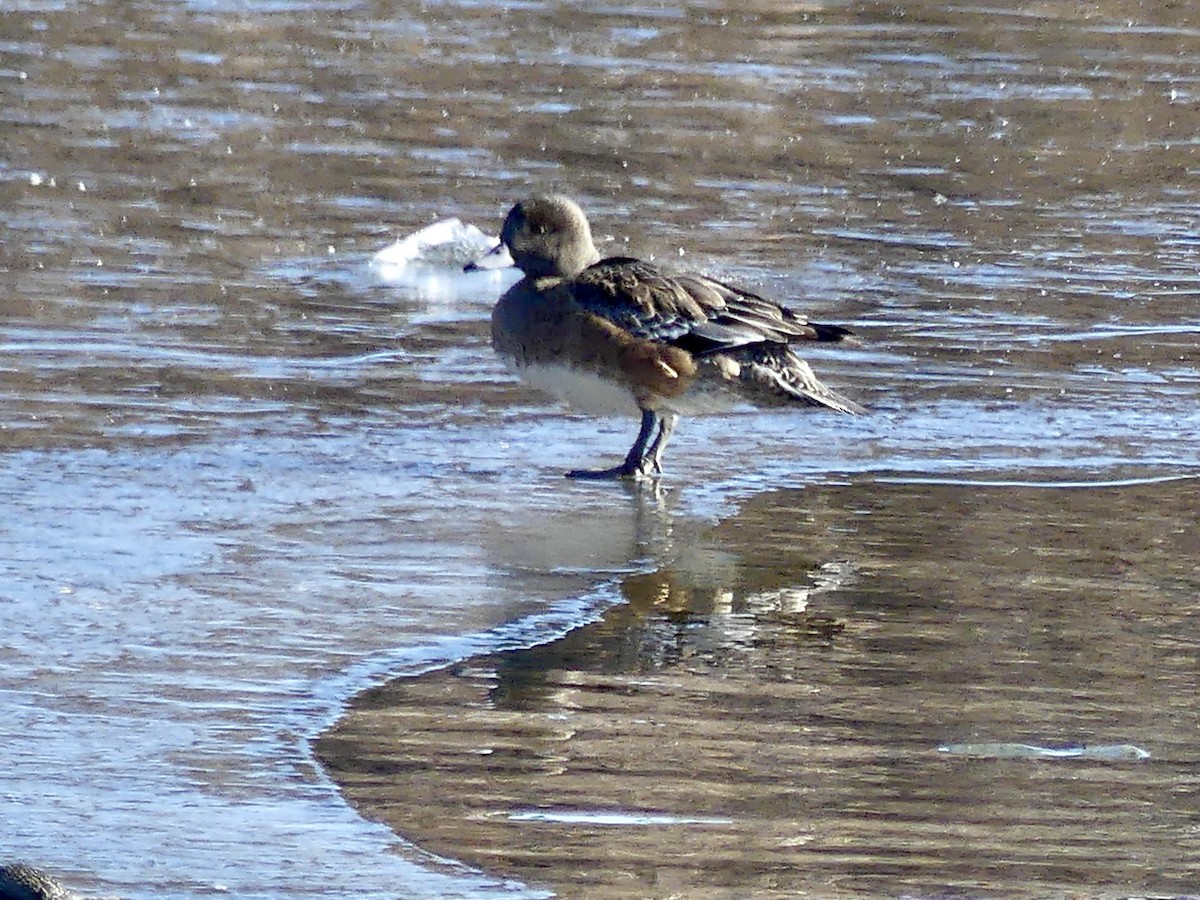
[568,258,851,356]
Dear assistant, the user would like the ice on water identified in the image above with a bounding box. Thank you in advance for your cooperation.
[371,218,518,294]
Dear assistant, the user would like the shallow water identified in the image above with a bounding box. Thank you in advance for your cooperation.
[319,477,1200,898]
[2,0,1199,897]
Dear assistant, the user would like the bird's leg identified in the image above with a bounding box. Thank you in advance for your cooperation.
[642,412,678,476]
[567,407,663,480]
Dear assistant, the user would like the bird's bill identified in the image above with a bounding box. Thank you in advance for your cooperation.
[464,242,515,272]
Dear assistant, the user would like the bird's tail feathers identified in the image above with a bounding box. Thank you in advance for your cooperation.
[747,352,865,414]
[808,321,863,347]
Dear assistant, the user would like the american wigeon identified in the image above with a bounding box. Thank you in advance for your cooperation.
[468,195,863,479]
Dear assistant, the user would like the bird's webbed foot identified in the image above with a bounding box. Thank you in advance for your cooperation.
[565,408,676,481]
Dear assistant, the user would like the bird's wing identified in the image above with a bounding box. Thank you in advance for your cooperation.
[568,257,854,356]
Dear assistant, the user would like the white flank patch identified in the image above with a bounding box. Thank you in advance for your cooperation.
[510,361,742,417]
[514,362,639,415]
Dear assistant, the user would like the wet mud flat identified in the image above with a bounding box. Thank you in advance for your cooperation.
[317,476,1200,899]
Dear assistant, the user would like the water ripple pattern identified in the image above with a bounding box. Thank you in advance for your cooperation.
[2,0,1199,898]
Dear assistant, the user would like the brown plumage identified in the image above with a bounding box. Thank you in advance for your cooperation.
[468,194,862,479]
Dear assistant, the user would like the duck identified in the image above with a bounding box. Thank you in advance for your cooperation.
[467,195,862,479]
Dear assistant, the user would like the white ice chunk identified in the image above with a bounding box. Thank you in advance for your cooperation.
[370,217,513,284]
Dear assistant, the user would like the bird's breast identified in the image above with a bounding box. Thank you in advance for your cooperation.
[507,359,642,415]
[492,281,696,412]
